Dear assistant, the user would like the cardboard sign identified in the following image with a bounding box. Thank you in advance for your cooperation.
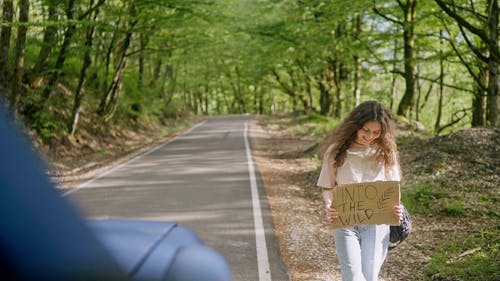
[331,181,400,229]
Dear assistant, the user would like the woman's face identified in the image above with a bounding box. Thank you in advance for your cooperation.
[356,120,382,145]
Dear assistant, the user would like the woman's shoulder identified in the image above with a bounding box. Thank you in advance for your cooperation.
[323,143,338,157]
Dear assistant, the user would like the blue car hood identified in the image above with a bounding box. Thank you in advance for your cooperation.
[88,220,229,281]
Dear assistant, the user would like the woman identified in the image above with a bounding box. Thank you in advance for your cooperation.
[317,100,403,281]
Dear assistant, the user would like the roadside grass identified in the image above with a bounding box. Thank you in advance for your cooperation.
[294,113,339,136]
[425,225,499,281]
[264,113,339,137]
[45,113,200,174]
[401,181,471,218]
[402,178,498,280]
[401,182,448,214]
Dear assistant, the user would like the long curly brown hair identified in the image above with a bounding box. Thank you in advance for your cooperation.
[323,100,398,170]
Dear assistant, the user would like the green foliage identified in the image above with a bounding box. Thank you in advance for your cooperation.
[425,226,500,281]
[31,110,60,139]
[2,0,490,141]
[294,113,339,136]
[402,182,448,215]
[297,113,331,123]
[25,105,70,140]
[442,199,467,217]
[477,195,500,218]
[18,93,67,140]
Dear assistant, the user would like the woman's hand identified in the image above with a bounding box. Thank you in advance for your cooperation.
[326,206,339,222]
[393,204,403,222]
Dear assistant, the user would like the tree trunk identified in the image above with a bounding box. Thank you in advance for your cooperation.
[397,0,418,117]
[201,68,209,115]
[319,68,333,116]
[258,85,264,114]
[225,67,239,113]
[271,68,298,112]
[305,79,313,113]
[218,78,230,113]
[41,0,76,101]
[100,56,127,121]
[98,4,137,121]
[216,80,222,114]
[472,73,488,127]
[235,64,246,113]
[352,14,363,108]
[182,60,192,112]
[150,58,162,87]
[138,33,147,88]
[328,56,346,118]
[390,38,398,111]
[330,23,348,118]
[159,62,175,108]
[0,0,13,86]
[296,58,313,112]
[486,0,499,126]
[353,55,361,108]
[435,32,445,133]
[102,19,120,97]
[333,61,343,118]
[69,0,99,136]
[30,1,59,87]
[415,53,422,121]
[319,80,330,116]
[9,0,29,117]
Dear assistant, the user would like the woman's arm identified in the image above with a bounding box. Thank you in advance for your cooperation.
[322,188,338,221]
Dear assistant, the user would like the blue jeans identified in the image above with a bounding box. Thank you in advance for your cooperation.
[333,225,389,281]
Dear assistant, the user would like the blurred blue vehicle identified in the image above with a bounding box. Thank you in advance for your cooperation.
[0,107,231,281]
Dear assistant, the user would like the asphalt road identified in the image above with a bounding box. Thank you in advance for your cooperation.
[64,115,290,281]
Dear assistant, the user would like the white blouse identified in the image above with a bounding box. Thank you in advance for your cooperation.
[317,143,401,188]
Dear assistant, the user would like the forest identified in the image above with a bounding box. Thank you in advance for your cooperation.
[0,1,498,280]
[0,0,498,142]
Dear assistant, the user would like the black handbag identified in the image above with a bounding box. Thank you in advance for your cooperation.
[388,204,412,250]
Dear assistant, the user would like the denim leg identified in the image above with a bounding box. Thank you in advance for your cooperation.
[333,227,366,281]
[359,224,390,281]
[333,225,389,281]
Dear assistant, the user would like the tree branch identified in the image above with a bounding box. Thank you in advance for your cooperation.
[372,1,403,26]
[392,68,477,94]
[434,0,487,41]
[457,22,489,62]
[78,0,106,20]
[271,69,295,97]
[436,107,470,134]
[440,18,487,92]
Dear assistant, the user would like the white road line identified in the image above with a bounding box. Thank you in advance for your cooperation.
[62,121,206,197]
[244,121,272,281]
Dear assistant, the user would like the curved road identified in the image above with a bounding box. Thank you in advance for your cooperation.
[64,115,290,281]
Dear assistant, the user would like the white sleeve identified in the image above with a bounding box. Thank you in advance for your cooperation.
[317,145,336,188]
